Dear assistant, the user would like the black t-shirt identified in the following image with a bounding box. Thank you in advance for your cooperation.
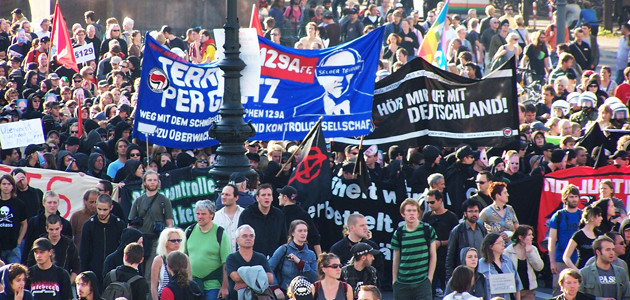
[524,44,548,76]
[225,251,271,300]
[422,210,459,257]
[17,186,43,219]
[27,264,72,300]
[0,197,27,250]
[571,230,596,269]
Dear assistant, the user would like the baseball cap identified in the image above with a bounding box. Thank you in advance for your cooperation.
[246,152,260,162]
[66,136,81,146]
[550,149,567,163]
[530,121,550,132]
[229,172,247,184]
[456,145,479,160]
[542,143,557,152]
[32,237,53,251]
[47,73,60,80]
[289,276,313,300]
[611,150,629,160]
[351,242,380,257]
[24,144,44,157]
[11,9,22,15]
[277,185,297,200]
[40,36,50,43]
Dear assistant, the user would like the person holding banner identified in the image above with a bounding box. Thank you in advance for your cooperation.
[478,233,522,300]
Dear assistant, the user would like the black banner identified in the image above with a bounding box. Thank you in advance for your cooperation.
[335,56,519,149]
[119,166,217,228]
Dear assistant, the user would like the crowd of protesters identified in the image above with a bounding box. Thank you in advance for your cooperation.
[0,0,629,299]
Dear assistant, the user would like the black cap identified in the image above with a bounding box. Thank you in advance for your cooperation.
[45,100,60,109]
[11,8,21,14]
[542,143,557,152]
[32,237,53,251]
[66,136,81,146]
[351,242,380,257]
[229,172,247,184]
[277,185,297,200]
[456,145,478,160]
[40,36,50,43]
[611,150,629,159]
[248,141,260,147]
[246,152,260,162]
[348,8,358,14]
[550,149,567,163]
[24,144,44,157]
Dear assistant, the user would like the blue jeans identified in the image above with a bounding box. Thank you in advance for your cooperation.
[1,246,21,264]
[205,289,219,300]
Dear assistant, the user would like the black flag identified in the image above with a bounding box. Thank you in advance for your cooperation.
[289,122,332,209]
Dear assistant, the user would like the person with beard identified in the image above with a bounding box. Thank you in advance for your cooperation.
[410,145,443,194]
[569,92,598,128]
[504,150,526,182]
[444,146,476,218]
[75,271,100,300]
[445,199,487,280]
[127,171,173,281]
[10,168,43,219]
[69,189,99,250]
[79,193,125,291]
[86,152,110,181]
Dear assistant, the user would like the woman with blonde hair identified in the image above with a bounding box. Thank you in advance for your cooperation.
[151,228,190,300]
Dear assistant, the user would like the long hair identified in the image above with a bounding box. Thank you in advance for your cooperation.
[287,219,308,244]
[579,205,602,228]
[166,251,189,288]
[317,252,339,280]
[0,175,16,198]
[511,225,534,245]
[480,233,502,262]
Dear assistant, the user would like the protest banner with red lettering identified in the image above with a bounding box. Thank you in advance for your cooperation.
[0,164,105,218]
[536,165,630,249]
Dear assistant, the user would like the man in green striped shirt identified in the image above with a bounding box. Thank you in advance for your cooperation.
[391,198,437,300]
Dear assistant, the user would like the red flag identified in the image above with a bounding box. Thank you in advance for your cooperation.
[51,2,78,72]
[250,4,264,36]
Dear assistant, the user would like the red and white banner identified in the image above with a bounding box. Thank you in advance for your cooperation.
[0,164,113,219]
[537,165,630,248]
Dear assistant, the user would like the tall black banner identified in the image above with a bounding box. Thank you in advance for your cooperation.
[336,56,519,149]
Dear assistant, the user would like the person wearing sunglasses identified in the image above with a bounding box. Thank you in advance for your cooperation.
[312,252,353,300]
[149,227,188,300]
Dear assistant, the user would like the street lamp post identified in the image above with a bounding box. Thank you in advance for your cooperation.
[208,0,256,187]
[556,0,567,45]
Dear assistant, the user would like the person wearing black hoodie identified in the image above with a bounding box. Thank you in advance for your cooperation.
[86,152,110,181]
[411,145,444,194]
[21,92,44,120]
[444,145,477,217]
[102,243,149,300]
[0,263,35,300]
[619,218,630,268]
[80,194,125,291]
[106,121,132,161]
[102,227,143,278]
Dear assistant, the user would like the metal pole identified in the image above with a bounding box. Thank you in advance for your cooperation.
[556,0,567,46]
[208,0,256,187]
[533,1,537,30]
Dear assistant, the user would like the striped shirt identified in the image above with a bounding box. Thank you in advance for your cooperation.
[391,222,437,284]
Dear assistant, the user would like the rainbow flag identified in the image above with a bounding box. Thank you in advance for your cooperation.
[418,0,450,69]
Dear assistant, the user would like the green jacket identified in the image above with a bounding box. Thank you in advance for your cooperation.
[579,262,630,299]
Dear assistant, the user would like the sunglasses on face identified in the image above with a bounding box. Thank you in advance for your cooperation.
[475,181,486,184]
[130,153,142,157]
[325,264,342,269]
[168,239,182,243]
[70,130,78,134]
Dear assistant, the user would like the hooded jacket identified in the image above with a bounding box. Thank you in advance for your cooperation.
[79,213,125,289]
[87,152,111,180]
[445,247,489,300]
[102,228,143,278]
[411,145,444,193]
[0,264,35,300]
[55,150,75,171]
[106,121,132,161]
[114,159,142,184]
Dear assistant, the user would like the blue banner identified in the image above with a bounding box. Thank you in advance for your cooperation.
[249,27,384,140]
[133,28,383,148]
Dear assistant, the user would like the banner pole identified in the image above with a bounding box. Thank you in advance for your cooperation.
[275,116,324,177]
[145,133,151,166]
[352,135,364,176]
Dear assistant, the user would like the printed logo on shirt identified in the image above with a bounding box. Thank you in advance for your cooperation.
[0,205,14,226]
[599,275,617,284]
[31,281,61,296]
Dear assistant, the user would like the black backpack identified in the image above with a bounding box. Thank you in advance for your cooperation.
[102,270,143,300]
[165,279,204,300]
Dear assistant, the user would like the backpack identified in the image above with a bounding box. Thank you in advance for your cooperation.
[184,223,224,247]
[394,222,432,245]
[165,279,204,300]
[102,270,143,300]
[313,281,349,299]
[184,223,225,287]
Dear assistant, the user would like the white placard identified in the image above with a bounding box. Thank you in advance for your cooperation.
[213,28,261,99]
[73,43,96,64]
[489,273,517,295]
[0,119,46,149]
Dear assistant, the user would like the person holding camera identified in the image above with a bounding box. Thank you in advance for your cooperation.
[128,170,173,282]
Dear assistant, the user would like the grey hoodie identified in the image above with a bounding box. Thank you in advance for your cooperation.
[444,247,489,300]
